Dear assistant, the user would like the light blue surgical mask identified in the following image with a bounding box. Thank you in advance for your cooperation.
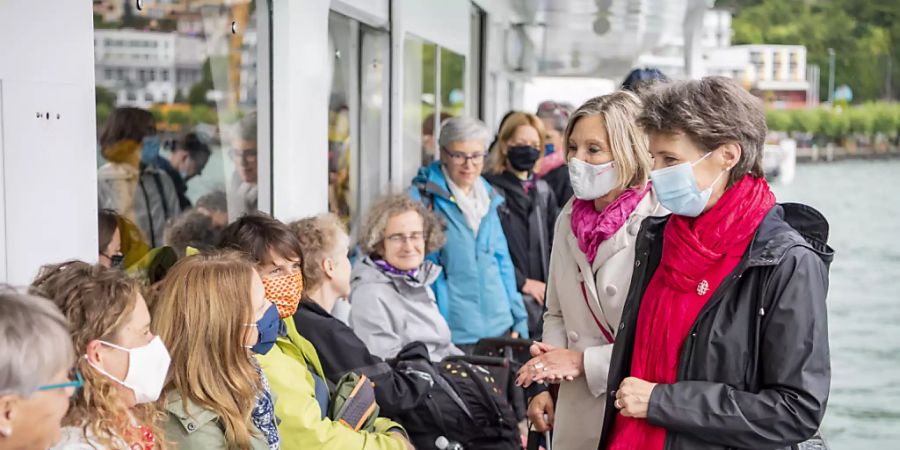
[141,135,161,164]
[650,151,728,217]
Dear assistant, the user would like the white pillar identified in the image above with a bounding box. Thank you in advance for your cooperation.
[270,0,331,221]
[683,0,708,79]
[0,0,97,284]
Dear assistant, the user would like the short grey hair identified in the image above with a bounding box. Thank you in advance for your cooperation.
[0,287,74,397]
[438,116,492,152]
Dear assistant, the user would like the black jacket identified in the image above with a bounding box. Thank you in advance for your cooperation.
[485,171,560,289]
[599,203,834,450]
[541,163,573,209]
[293,299,431,419]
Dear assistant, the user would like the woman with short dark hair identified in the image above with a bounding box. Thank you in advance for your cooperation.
[602,76,833,450]
[218,213,412,450]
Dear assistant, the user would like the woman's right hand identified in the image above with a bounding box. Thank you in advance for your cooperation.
[527,391,555,432]
[522,279,547,305]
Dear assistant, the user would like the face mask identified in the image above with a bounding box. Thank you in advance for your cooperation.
[544,143,555,156]
[650,151,727,217]
[86,336,170,404]
[507,145,541,172]
[141,135,161,164]
[246,303,283,355]
[263,272,304,318]
[109,254,125,270]
[568,158,619,200]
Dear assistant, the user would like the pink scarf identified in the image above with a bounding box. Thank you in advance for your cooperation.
[570,185,649,264]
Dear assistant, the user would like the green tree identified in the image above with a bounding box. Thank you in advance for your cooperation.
[190,105,217,125]
[95,85,117,110]
[731,0,897,102]
[766,109,792,132]
[166,110,191,127]
[188,59,215,106]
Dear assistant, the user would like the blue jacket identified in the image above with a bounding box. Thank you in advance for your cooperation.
[409,162,529,344]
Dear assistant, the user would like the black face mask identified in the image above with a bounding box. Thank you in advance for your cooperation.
[107,254,125,270]
[507,145,540,172]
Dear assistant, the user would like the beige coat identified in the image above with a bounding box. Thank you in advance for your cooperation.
[542,192,665,450]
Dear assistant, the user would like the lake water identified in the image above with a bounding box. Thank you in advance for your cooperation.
[771,159,900,449]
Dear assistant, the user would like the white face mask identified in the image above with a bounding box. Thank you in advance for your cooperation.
[86,336,171,404]
[568,158,619,200]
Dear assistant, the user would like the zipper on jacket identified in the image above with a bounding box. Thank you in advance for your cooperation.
[676,262,748,379]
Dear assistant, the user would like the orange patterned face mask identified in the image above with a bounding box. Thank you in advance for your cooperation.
[263,272,304,318]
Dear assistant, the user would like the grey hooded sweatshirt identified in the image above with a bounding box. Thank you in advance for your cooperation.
[349,257,463,362]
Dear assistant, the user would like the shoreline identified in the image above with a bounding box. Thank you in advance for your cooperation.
[796,147,900,163]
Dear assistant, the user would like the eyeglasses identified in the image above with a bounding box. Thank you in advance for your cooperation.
[232,148,258,162]
[444,149,487,165]
[38,369,83,396]
[384,232,425,245]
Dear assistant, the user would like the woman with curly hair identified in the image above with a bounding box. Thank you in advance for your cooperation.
[29,262,169,450]
[350,194,462,362]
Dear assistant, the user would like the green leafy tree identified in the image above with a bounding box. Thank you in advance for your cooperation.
[766,109,792,132]
[731,0,897,102]
[188,59,215,106]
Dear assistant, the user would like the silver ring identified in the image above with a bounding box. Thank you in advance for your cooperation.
[542,367,549,372]
[533,362,544,369]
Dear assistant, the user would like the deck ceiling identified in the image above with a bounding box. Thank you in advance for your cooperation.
[510,0,691,79]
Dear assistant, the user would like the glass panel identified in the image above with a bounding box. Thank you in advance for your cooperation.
[327,14,354,224]
[94,1,263,258]
[403,35,437,182]
[440,48,465,117]
[357,27,390,233]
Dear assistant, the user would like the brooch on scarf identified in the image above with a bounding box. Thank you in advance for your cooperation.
[697,280,710,296]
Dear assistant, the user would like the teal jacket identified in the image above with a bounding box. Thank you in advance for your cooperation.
[409,161,529,344]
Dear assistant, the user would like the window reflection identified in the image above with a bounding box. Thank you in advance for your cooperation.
[404,37,467,181]
[327,14,353,224]
[93,0,263,260]
[441,48,466,118]
[403,36,437,181]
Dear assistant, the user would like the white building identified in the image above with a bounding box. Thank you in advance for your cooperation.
[706,45,810,108]
[94,29,204,108]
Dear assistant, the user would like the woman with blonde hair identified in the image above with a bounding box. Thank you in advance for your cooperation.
[515,91,663,450]
[154,251,279,449]
[30,262,170,450]
[485,111,560,339]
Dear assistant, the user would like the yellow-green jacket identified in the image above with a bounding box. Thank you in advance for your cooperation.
[256,318,407,450]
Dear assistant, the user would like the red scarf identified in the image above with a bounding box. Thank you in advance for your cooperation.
[571,185,649,264]
[607,175,775,450]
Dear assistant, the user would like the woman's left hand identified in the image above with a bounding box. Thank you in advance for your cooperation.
[614,377,658,419]
[516,348,584,388]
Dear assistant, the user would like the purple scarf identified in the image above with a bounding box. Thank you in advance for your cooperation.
[570,185,649,264]
[373,259,419,279]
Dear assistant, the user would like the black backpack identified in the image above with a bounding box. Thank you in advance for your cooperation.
[392,344,520,450]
